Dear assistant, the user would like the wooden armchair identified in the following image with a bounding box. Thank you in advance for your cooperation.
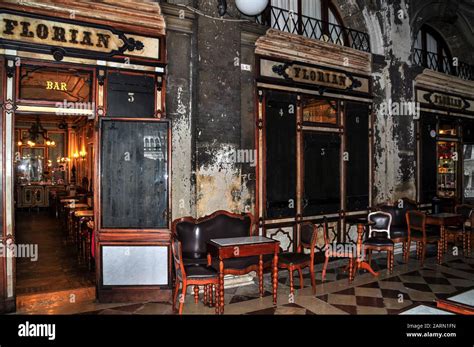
[278,222,317,295]
[171,237,219,315]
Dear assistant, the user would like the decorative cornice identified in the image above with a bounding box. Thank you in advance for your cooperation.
[256,29,372,75]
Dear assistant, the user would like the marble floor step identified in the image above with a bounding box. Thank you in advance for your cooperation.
[16,286,96,314]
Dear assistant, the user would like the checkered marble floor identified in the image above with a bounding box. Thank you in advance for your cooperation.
[21,249,474,315]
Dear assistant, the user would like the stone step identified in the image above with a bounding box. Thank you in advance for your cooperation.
[16,286,96,314]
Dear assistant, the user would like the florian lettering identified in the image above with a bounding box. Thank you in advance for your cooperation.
[2,18,111,49]
[433,94,463,109]
[46,81,67,91]
[290,66,347,88]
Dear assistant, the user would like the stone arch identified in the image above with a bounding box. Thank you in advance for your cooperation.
[410,0,474,63]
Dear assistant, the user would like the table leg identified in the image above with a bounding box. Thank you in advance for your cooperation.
[219,258,224,314]
[441,226,447,255]
[272,251,278,305]
[259,255,263,298]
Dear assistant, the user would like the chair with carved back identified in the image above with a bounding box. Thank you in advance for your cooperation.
[278,222,318,295]
[364,211,394,273]
[172,210,272,306]
[406,210,442,265]
[171,237,219,315]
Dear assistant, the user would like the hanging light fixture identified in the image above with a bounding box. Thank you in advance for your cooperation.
[19,116,56,147]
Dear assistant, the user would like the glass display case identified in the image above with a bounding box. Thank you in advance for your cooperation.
[437,141,457,198]
[464,144,474,202]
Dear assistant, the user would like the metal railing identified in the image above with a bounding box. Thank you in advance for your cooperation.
[256,6,371,53]
[413,48,474,81]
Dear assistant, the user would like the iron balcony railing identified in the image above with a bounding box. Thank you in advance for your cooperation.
[256,6,371,53]
[413,48,474,81]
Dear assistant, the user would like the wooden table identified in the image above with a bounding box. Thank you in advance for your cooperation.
[346,216,379,279]
[437,288,474,315]
[207,236,280,314]
[425,213,463,257]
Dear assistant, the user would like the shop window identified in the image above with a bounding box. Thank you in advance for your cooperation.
[437,141,458,198]
[303,132,340,215]
[302,98,337,125]
[438,119,457,136]
[345,102,369,210]
[265,92,297,218]
[464,144,474,202]
[100,119,169,229]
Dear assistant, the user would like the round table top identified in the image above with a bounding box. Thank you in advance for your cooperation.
[74,210,94,217]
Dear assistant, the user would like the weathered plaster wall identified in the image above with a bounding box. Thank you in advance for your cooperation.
[162,4,196,219]
[338,0,418,205]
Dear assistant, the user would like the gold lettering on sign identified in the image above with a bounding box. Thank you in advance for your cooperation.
[46,81,67,91]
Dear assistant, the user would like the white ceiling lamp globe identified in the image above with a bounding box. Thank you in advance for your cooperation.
[235,0,269,16]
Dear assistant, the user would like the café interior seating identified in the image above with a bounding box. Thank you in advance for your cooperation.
[171,237,219,315]
[406,210,442,265]
[378,198,418,262]
[278,222,318,295]
[364,211,394,273]
[172,210,273,303]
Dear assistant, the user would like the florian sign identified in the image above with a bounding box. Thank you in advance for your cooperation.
[0,11,160,60]
[259,58,370,95]
[416,88,474,114]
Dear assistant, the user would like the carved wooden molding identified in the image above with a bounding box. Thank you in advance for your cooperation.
[0,0,166,37]
[415,68,474,99]
[255,29,372,75]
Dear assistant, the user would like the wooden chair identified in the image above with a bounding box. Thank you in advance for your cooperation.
[364,211,394,273]
[445,204,473,256]
[406,211,442,265]
[379,198,417,263]
[322,218,356,283]
[171,237,219,315]
[278,222,317,295]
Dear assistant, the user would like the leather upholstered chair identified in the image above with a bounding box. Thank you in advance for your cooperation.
[172,211,273,303]
[278,222,317,295]
[379,198,417,262]
[171,237,219,315]
[406,210,442,265]
[363,211,394,273]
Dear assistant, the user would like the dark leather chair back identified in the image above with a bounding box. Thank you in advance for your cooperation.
[455,204,473,220]
[368,211,392,238]
[173,211,253,261]
[300,222,317,247]
[380,198,417,228]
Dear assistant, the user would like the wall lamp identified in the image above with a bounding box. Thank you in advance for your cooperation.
[218,0,269,16]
